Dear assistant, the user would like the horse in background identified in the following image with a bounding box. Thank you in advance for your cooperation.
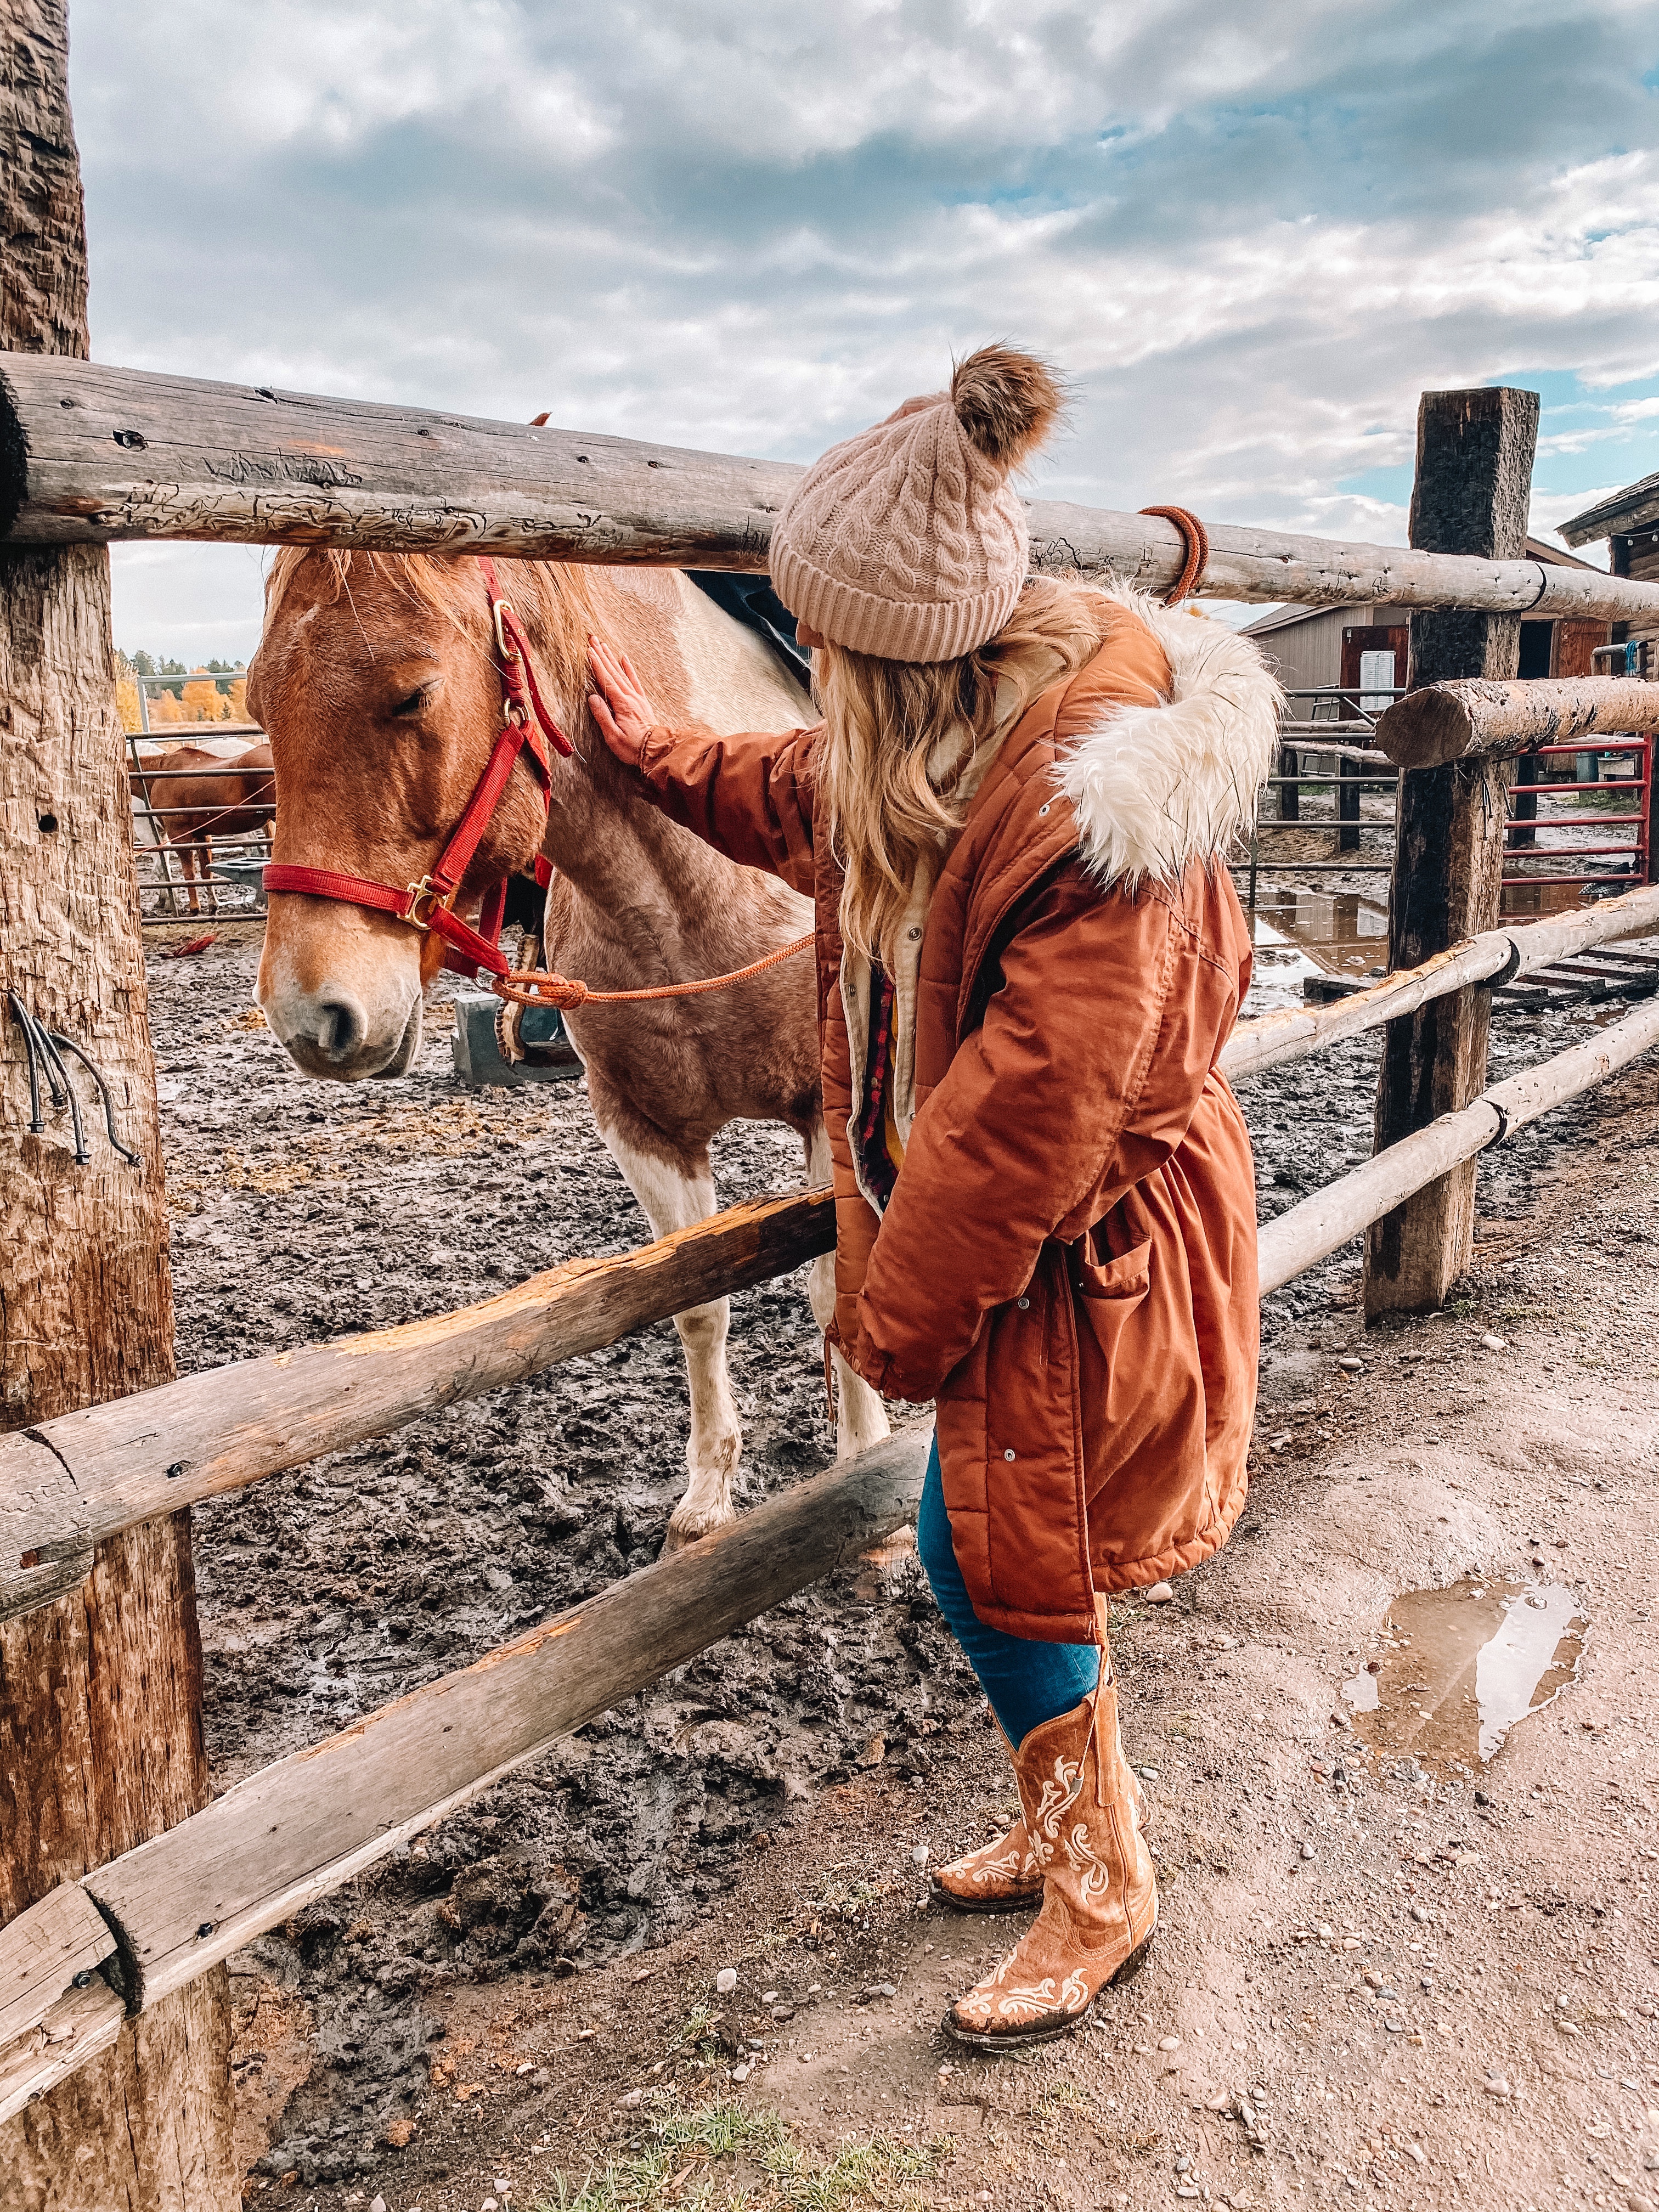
[247,552,889,1548]
[131,740,276,915]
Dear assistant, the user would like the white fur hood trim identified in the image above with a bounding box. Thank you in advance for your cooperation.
[1053,589,1283,889]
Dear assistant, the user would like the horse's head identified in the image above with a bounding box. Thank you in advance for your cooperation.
[250,551,577,1080]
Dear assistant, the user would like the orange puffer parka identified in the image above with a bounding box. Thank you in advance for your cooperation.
[633,590,1281,1641]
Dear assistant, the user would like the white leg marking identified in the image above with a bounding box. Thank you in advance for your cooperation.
[602,1129,742,1547]
[806,1120,891,1461]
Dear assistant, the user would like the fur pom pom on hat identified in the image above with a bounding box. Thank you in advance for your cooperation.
[769,344,1064,663]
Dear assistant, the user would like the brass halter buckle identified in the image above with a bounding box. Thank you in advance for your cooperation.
[402,876,444,932]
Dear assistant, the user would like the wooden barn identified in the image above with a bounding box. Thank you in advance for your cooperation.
[1242,534,1613,696]
[1560,475,1659,671]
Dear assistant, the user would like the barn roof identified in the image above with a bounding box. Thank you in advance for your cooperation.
[1558,473,1659,548]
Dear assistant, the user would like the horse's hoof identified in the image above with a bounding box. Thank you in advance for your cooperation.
[662,1505,735,1553]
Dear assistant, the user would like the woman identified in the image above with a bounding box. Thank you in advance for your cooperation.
[585,346,1280,2050]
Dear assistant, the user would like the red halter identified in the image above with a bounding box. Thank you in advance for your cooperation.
[262,556,572,979]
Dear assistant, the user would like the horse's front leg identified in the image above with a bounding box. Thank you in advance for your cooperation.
[595,1108,743,1550]
[806,1121,890,1460]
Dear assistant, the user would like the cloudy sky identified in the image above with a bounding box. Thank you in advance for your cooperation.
[69,0,1659,665]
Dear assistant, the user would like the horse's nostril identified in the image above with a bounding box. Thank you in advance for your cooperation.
[318,1000,365,1059]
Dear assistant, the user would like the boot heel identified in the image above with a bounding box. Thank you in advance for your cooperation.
[1109,1932,1155,1987]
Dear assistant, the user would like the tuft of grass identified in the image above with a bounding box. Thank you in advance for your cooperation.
[533,2092,946,2212]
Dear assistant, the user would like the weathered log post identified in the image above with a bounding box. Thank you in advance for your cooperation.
[0,5,236,2205]
[1364,388,1540,1317]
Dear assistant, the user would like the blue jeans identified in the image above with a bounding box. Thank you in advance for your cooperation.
[917,1436,1100,1750]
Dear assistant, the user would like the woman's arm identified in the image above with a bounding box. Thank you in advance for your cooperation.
[843,872,1234,1401]
[588,636,819,894]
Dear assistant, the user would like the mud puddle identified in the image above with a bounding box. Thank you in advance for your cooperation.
[1244,887,1388,1014]
[1344,1577,1586,1769]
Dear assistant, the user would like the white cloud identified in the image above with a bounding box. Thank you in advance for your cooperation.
[73,0,1659,659]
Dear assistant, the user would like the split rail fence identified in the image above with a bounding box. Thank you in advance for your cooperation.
[5,864,1659,2120]
[8,343,1659,2156]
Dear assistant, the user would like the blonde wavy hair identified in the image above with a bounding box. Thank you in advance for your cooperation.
[814,578,1115,968]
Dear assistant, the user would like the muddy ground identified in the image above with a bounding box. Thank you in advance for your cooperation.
[137,895,1659,2212]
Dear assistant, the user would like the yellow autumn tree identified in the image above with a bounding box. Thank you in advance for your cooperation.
[182,673,228,722]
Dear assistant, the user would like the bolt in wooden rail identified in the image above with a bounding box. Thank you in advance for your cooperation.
[4,881,1658,1622]
[7,977,1659,2123]
[6,353,1659,624]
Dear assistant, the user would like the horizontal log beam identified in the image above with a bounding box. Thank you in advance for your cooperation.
[0,1188,834,1618]
[1219,879,1659,1081]
[88,1423,932,2011]
[9,981,1659,2111]
[6,354,1659,623]
[1375,677,1659,768]
[1257,989,1659,1291]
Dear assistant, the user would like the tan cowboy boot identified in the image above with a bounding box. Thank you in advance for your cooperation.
[930,1809,1044,1913]
[944,1669,1157,2051]
[931,1709,1149,1917]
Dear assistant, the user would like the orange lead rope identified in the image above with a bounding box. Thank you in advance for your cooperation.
[492,929,814,1012]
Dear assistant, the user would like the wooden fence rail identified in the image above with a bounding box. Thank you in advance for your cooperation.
[5,879,1658,1623]
[5,972,1659,2120]
[1375,676,1659,770]
[7,354,1659,623]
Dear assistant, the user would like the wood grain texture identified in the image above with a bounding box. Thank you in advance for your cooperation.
[0,1882,111,2047]
[85,1423,930,2010]
[1367,388,1539,1319]
[0,6,235,2202]
[1376,675,1659,768]
[6,354,1659,623]
[0,1978,124,2130]
[0,1189,834,1605]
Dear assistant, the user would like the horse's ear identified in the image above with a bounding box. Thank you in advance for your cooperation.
[528,411,550,427]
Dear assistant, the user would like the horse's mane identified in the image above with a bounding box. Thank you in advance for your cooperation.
[262,547,599,702]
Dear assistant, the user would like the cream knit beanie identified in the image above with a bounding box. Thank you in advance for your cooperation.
[769,345,1064,664]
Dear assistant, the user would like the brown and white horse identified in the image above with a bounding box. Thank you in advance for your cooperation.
[248,551,887,1545]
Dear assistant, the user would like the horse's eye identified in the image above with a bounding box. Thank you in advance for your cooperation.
[391,685,430,717]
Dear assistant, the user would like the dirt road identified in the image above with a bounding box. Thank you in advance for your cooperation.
[137,921,1658,2212]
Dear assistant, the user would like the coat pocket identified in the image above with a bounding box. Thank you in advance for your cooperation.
[1072,1235,1153,1372]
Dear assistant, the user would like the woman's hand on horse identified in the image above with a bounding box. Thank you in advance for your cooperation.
[587,637,656,767]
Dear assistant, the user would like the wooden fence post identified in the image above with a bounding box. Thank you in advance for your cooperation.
[0,6,236,2205]
[1364,387,1540,1317]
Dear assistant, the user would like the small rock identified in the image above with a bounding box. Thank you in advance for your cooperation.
[1482,2074,1510,2098]
[481,2202,498,2212]
[494,2183,511,2199]
[762,1990,779,2006]
[860,1981,898,2001]
[732,2062,751,2083]
[1337,1356,1364,1373]
[1175,2153,1192,2173]
[911,1843,929,1866]
[1403,2142,1426,2165]
[379,2118,414,2149]
[369,2198,387,2212]
[1144,1581,1175,1604]
[715,1968,738,1995]
[1158,2035,1182,2051]
[1138,1766,1160,1781]
[1300,1841,1316,1861]
[1480,1333,1506,1352]
[621,2088,643,2108]
[1411,1904,1430,1924]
